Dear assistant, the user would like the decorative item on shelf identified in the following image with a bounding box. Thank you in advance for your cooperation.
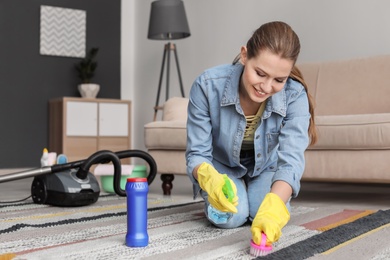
[147,0,191,121]
[75,47,100,98]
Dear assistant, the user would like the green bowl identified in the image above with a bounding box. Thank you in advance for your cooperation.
[100,165,147,193]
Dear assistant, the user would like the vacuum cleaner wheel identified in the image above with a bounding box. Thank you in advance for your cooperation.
[31,177,48,204]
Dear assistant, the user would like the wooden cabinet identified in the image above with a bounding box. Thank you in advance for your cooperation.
[49,97,131,163]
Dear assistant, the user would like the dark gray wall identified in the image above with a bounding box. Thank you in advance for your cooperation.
[0,0,121,168]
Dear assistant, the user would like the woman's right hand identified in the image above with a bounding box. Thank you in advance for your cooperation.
[197,162,238,213]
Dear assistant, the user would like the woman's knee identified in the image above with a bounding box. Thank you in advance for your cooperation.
[206,184,250,228]
[211,209,249,229]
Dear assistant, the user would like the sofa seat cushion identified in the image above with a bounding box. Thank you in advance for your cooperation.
[144,120,187,150]
[309,113,390,150]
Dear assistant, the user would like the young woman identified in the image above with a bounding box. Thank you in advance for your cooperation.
[185,21,317,246]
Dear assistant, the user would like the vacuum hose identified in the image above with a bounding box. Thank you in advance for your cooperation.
[75,150,121,180]
[113,150,157,196]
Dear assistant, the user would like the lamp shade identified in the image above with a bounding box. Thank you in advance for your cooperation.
[147,0,190,40]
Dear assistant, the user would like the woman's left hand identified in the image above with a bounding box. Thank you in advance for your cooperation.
[250,193,290,245]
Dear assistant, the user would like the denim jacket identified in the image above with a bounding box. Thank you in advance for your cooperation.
[186,63,311,198]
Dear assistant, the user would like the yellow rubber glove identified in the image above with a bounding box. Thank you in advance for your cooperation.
[251,193,290,245]
[197,162,238,213]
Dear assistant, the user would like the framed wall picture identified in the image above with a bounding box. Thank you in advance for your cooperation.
[40,5,86,58]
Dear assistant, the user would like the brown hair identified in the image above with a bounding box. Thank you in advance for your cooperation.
[234,21,317,145]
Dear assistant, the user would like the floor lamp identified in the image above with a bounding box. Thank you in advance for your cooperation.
[148,0,191,121]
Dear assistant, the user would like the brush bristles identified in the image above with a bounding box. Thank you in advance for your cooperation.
[250,239,272,257]
[250,246,271,257]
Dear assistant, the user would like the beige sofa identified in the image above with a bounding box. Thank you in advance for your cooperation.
[144,97,189,195]
[144,55,390,195]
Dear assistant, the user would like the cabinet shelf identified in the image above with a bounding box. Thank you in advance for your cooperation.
[49,97,131,163]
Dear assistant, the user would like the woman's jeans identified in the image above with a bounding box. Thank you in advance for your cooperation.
[201,153,290,229]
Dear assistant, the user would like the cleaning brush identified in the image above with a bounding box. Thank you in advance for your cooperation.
[250,233,273,257]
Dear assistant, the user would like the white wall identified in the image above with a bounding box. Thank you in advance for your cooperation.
[122,0,390,151]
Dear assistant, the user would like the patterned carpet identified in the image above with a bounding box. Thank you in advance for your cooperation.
[1,194,390,260]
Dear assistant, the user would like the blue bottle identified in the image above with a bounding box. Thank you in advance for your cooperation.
[208,205,232,224]
[207,174,234,224]
[125,177,149,247]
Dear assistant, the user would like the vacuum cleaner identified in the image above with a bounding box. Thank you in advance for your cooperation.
[0,150,157,207]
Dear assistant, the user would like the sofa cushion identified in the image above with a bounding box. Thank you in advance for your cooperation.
[309,113,390,150]
[145,97,188,150]
[298,55,390,116]
[162,97,189,121]
[144,120,187,150]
